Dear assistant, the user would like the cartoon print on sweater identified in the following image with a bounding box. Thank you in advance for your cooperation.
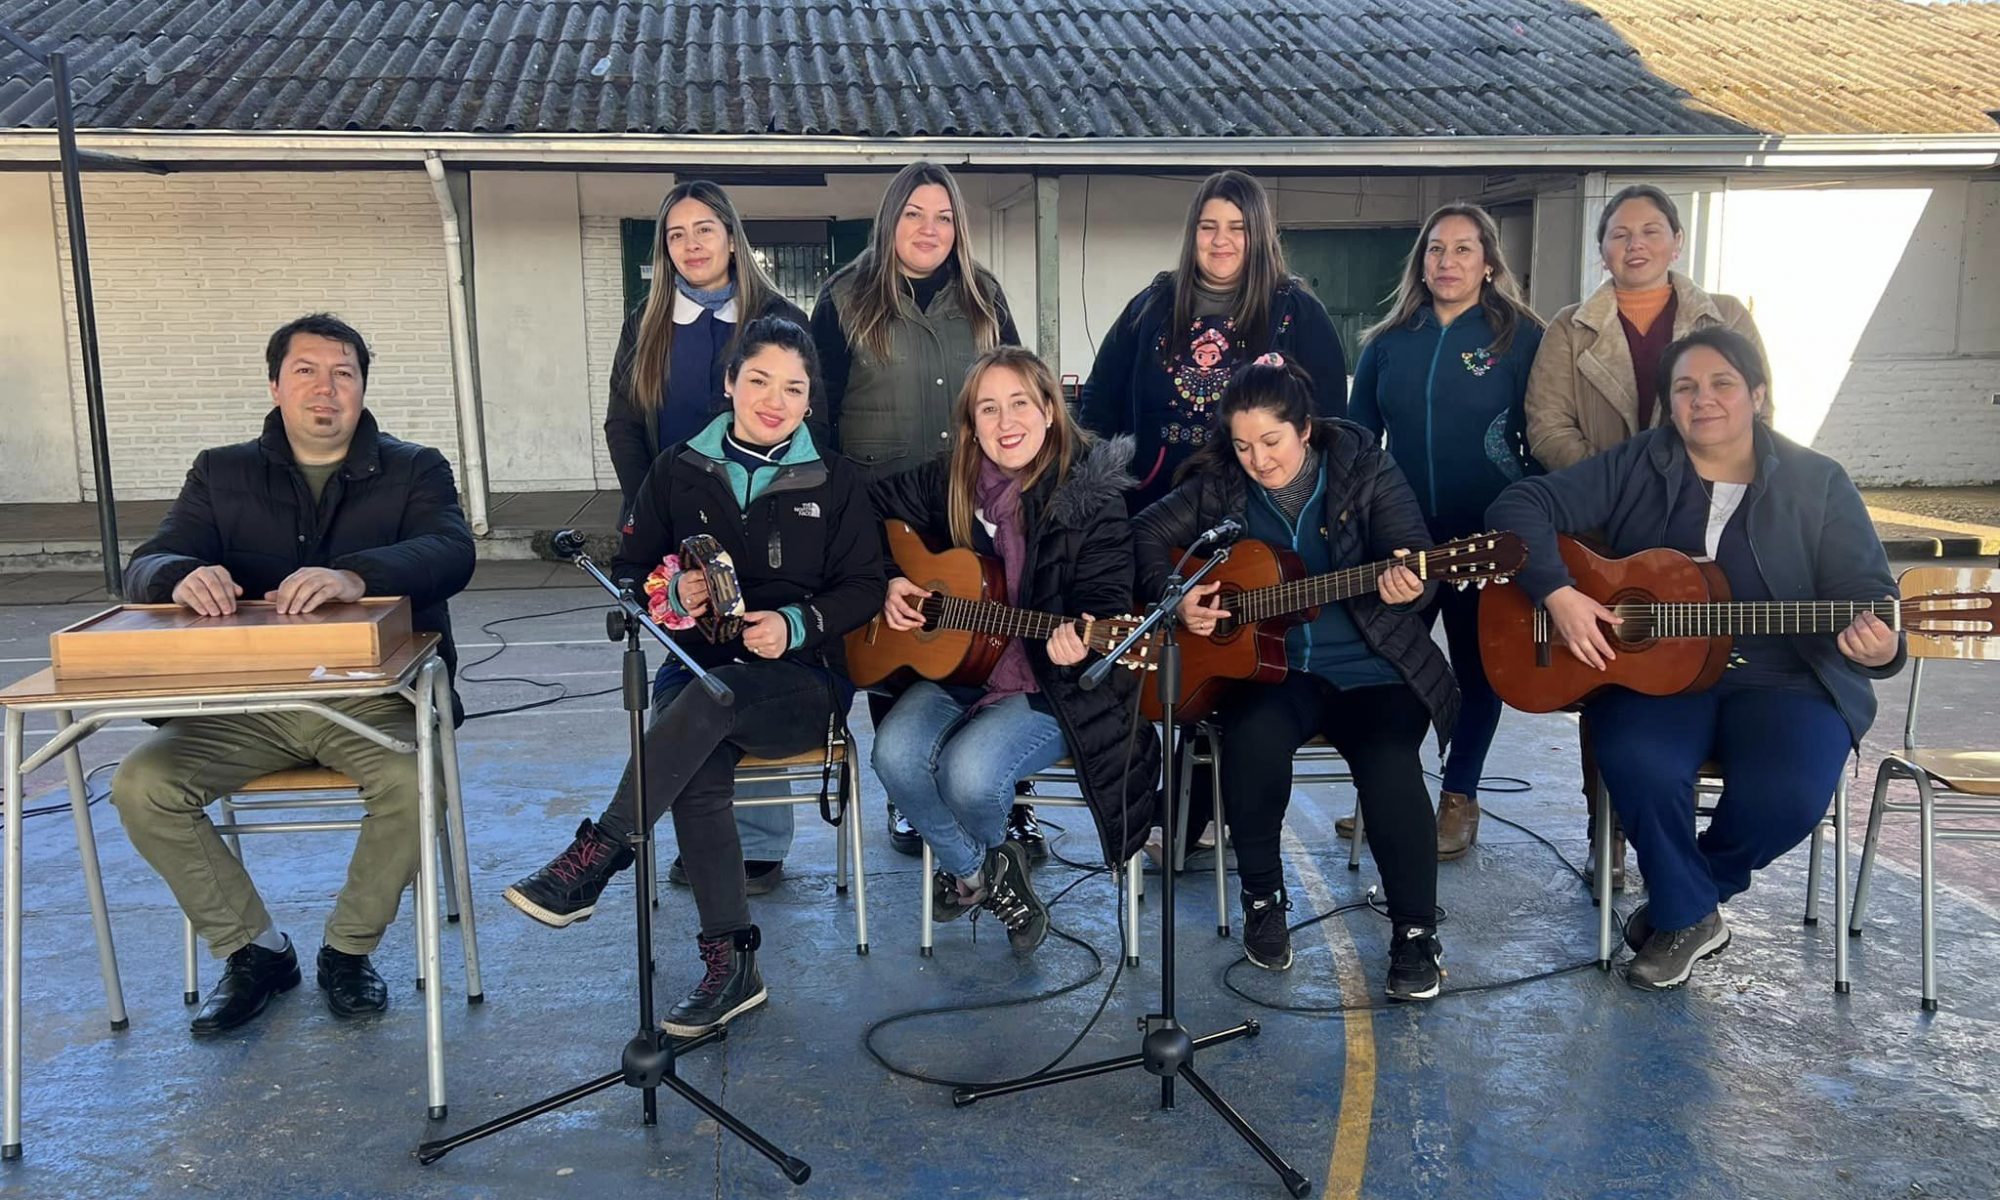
[1159,311,1296,447]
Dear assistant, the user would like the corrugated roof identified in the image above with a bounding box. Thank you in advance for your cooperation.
[0,0,1992,140]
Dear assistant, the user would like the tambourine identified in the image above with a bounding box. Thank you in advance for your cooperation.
[678,534,747,644]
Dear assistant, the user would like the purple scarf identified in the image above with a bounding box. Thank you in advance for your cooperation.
[973,457,1040,710]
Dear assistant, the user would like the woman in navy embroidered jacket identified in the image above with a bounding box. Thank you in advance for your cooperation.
[1350,203,1545,860]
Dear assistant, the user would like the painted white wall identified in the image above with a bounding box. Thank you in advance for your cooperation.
[468,171,595,491]
[0,175,82,502]
[1710,177,1999,483]
[45,172,458,500]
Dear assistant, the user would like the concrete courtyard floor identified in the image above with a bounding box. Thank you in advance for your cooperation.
[0,558,1994,1199]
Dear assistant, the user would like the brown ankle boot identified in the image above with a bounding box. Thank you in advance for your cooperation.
[1435,792,1479,860]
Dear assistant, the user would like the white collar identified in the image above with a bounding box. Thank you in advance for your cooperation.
[673,287,739,325]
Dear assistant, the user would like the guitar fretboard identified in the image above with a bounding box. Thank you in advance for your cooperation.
[924,594,1127,652]
[1602,599,1902,637]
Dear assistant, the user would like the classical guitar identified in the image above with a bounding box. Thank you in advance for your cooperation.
[1142,531,1529,723]
[1478,535,2000,712]
[844,520,1159,689]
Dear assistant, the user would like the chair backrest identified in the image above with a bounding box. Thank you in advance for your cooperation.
[1895,566,2000,751]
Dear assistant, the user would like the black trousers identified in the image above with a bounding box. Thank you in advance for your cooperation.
[1215,674,1438,927]
[597,659,835,937]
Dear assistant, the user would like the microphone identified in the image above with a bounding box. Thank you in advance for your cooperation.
[1192,517,1243,547]
[550,528,589,560]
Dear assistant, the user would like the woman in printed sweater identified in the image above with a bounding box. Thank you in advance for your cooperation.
[1350,203,1544,859]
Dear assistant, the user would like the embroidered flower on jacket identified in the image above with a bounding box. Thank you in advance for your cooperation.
[1461,346,1498,377]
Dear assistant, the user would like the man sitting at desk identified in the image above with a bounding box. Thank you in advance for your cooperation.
[111,313,475,1035]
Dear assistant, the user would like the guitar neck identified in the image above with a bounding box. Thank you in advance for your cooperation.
[1610,598,1903,636]
[1233,558,1397,624]
[924,594,1125,652]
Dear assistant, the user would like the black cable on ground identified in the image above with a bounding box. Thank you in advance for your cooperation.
[5,759,117,820]
[457,603,622,721]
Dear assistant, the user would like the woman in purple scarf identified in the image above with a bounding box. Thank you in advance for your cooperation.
[869,348,1161,955]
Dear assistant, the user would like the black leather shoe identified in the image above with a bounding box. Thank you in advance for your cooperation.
[887,804,922,857]
[317,945,389,1018]
[191,938,301,1035]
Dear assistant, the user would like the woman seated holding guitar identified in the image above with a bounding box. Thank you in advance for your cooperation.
[1133,355,1458,1001]
[1486,327,1903,990]
[870,346,1160,954]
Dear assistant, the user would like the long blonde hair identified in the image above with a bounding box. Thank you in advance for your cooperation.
[630,180,783,414]
[1362,203,1541,355]
[945,347,1080,550]
[836,162,1006,364]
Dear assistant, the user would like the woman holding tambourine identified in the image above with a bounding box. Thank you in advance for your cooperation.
[505,316,886,1039]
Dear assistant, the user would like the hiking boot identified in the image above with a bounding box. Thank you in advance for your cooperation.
[1241,887,1294,971]
[977,841,1049,955]
[661,925,768,1037]
[930,869,980,924]
[1385,925,1444,1002]
[1626,910,1731,991]
[1435,792,1479,861]
[1623,901,1653,954]
[503,819,634,928]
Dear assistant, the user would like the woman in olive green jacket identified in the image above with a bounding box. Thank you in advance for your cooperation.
[1526,184,1763,472]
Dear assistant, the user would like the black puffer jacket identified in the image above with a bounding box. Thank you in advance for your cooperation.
[1132,419,1460,747]
[616,416,885,678]
[871,436,1161,867]
[126,408,475,693]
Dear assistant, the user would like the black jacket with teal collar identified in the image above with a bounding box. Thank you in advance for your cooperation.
[1484,423,1904,743]
[616,415,886,677]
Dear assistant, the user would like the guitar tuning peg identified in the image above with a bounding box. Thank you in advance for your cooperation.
[1476,579,1488,589]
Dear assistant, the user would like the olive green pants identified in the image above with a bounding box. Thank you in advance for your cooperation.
[109,696,425,959]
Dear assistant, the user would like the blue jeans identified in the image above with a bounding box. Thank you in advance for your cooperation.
[653,661,818,863]
[871,683,1066,878]
[1585,683,1850,932]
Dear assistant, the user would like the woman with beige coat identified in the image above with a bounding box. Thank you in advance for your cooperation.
[1527,184,1763,472]
[1523,182,1764,889]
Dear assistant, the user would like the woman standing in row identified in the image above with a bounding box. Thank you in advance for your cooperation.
[1081,170,1349,512]
[603,180,812,892]
[1350,204,1543,858]
[810,162,1045,860]
[869,347,1159,953]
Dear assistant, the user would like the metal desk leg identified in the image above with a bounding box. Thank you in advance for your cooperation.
[432,671,482,1003]
[5,708,25,1158]
[56,711,126,1030]
[414,663,448,1120]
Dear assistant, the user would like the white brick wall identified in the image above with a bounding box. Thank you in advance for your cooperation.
[1811,356,2000,486]
[581,215,628,490]
[51,173,459,500]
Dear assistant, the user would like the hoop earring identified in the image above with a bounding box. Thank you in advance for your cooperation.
[805,406,814,418]
[1484,270,1493,282]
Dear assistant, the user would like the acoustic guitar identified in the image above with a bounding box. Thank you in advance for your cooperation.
[1141,531,1529,724]
[844,520,1159,689]
[1478,535,2000,712]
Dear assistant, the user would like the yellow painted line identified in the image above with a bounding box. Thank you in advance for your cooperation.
[1282,823,1375,1200]
[1866,505,2000,540]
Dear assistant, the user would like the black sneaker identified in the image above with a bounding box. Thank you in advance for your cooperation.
[978,841,1049,955]
[661,925,767,1038]
[1626,910,1730,991]
[931,870,980,924]
[887,805,922,857]
[503,819,635,928]
[1241,888,1293,971]
[1008,789,1048,863]
[1385,925,1444,1002]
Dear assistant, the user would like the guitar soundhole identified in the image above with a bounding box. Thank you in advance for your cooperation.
[1608,590,1655,650]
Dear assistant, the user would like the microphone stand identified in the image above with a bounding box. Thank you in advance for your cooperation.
[418,539,810,1185]
[952,544,1310,1198]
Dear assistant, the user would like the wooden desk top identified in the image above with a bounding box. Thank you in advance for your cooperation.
[0,633,440,707]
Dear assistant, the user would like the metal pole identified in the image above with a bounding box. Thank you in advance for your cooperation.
[49,51,123,598]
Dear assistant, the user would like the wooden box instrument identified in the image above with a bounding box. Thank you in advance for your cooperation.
[50,598,413,680]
